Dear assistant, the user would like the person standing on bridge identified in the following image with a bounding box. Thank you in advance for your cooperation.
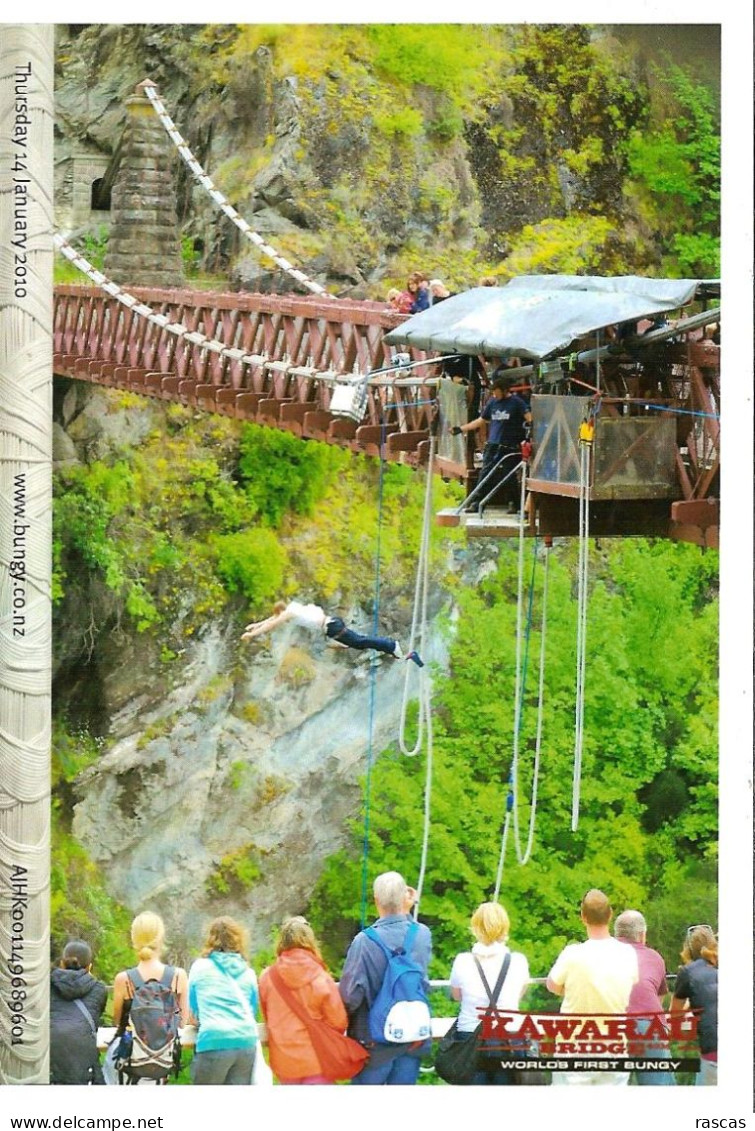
[447,901,531,1085]
[339,871,432,1085]
[451,373,531,514]
[407,272,430,314]
[242,600,424,666]
[614,909,675,1086]
[50,940,108,1084]
[671,924,718,1086]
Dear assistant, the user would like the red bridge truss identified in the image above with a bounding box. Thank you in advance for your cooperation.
[53,285,437,465]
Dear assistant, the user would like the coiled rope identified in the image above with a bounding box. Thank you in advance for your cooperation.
[141,82,331,298]
[493,474,549,897]
[509,465,545,865]
[572,425,592,831]
[397,434,436,915]
[516,541,549,865]
[358,425,436,922]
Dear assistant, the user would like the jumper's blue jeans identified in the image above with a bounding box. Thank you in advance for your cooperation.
[325,617,398,657]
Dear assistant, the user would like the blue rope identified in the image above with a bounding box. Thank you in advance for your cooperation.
[359,418,388,927]
[518,538,539,729]
[635,402,720,420]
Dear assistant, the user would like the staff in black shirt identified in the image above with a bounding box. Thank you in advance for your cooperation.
[452,374,531,512]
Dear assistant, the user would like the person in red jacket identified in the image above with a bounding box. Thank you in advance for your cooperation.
[259,917,349,1084]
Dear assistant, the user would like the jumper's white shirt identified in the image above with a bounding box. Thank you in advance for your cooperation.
[284,601,329,631]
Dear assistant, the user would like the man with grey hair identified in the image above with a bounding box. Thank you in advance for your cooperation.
[614,909,675,1086]
[339,871,432,1085]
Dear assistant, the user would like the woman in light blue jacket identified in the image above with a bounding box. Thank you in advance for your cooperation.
[188,917,259,1084]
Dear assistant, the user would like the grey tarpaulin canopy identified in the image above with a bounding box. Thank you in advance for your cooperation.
[383,275,713,361]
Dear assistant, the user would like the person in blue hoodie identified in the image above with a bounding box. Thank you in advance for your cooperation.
[188,916,259,1084]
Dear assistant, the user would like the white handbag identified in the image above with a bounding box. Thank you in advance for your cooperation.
[251,1045,274,1086]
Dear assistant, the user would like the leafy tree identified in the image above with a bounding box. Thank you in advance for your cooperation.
[625,62,720,275]
[237,424,347,527]
[310,538,718,982]
[212,528,287,605]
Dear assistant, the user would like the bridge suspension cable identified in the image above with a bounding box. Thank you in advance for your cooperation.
[54,234,451,400]
[141,81,332,300]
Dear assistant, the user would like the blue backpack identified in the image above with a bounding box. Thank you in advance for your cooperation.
[364,922,432,1044]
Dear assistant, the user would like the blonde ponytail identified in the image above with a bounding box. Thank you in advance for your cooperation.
[130,912,165,960]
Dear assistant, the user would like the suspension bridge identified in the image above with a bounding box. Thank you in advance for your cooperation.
[54,78,721,547]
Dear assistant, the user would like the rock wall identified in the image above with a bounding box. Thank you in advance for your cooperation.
[52,381,488,957]
[53,23,701,292]
[71,612,450,956]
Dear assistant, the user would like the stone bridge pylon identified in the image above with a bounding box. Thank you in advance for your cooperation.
[103,80,184,289]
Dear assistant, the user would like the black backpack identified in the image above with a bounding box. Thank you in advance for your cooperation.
[50,998,101,1084]
[115,966,181,1083]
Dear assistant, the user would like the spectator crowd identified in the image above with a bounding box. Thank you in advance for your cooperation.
[386,271,496,314]
[50,874,716,1088]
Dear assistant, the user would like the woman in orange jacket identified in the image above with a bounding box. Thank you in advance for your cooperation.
[259,917,349,1084]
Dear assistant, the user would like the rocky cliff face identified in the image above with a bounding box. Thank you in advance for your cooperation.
[70,613,450,955]
[54,23,712,293]
[52,382,492,956]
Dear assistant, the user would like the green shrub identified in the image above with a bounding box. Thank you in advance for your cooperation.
[52,720,105,786]
[228,760,251,789]
[206,844,262,896]
[504,216,618,276]
[238,424,346,526]
[374,107,423,138]
[365,25,503,108]
[212,528,287,605]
